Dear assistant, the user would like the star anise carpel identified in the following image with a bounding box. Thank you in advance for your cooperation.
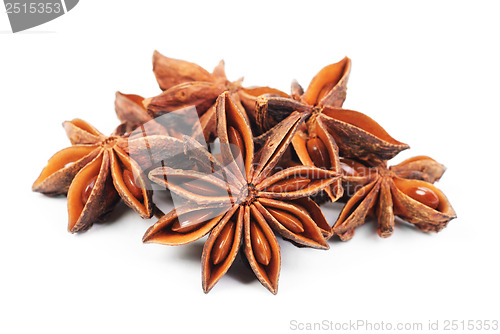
[114,91,172,137]
[33,119,155,233]
[255,58,409,202]
[142,51,289,142]
[32,53,458,295]
[334,156,456,240]
[143,92,340,294]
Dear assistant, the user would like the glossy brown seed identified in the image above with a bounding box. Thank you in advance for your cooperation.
[123,169,143,200]
[81,175,117,207]
[168,176,226,197]
[306,137,330,169]
[211,220,236,265]
[228,126,245,160]
[405,186,440,209]
[339,158,368,176]
[250,221,271,266]
[172,209,214,233]
[267,208,304,233]
[265,177,311,193]
[81,175,97,205]
[340,158,368,177]
[301,58,350,106]
[317,84,334,104]
[340,163,358,177]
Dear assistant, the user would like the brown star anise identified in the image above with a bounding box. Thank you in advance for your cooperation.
[143,51,289,142]
[114,91,170,136]
[142,92,340,294]
[333,156,456,240]
[115,91,220,144]
[32,119,154,233]
[255,58,410,201]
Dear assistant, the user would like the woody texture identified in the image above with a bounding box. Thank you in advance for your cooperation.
[32,52,457,294]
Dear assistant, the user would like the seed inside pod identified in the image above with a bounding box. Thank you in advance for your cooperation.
[81,175,117,206]
[265,177,311,193]
[250,221,271,266]
[405,186,440,209]
[267,208,304,233]
[306,137,330,169]
[172,209,214,233]
[211,220,236,265]
[167,176,226,197]
[340,163,358,177]
[228,126,245,159]
[81,176,98,205]
[123,169,143,200]
[339,158,369,177]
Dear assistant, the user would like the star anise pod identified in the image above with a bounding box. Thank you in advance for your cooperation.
[114,91,170,136]
[115,91,211,144]
[255,57,352,131]
[142,51,289,142]
[32,119,155,233]
[142,92,340,294]
[255,58,409,201]
[333,156,456,240]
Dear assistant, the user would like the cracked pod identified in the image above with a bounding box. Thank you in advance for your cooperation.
[143,92,339,294]
[32,119,166,232]
[333,157,456,240]
[137,51,289,142]
[255,58,408,206]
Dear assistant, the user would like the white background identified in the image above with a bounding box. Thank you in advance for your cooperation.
[1,1,499,333]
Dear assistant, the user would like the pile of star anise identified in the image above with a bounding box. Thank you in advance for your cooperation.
[33,52,456,294]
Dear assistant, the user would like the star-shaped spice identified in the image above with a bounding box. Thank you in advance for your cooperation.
[32,119,155,233]
[143,51,289,142]
[114,91,169,137]
[255,58,410,201]
[333,156,456,240]
[142,92,340,294]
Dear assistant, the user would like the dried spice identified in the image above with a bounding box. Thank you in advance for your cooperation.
[32,119,155,232]
[258,57,351,131]
[255,58,409,203]
[115,91,169,137]
[32,53,458,295]
[143,92,339,294]
[334,156,456,240]
[143,51,289,141]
